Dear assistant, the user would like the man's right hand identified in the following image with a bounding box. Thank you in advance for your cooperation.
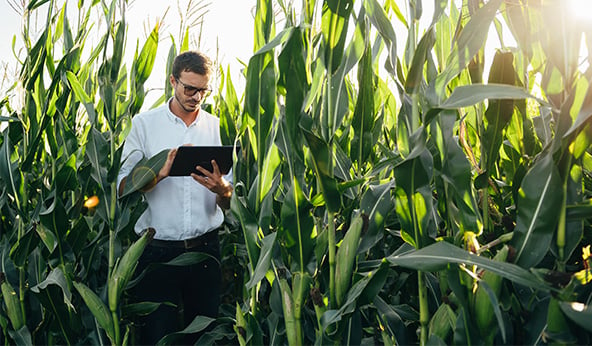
[157,148,178,182]
[120,148,178,195]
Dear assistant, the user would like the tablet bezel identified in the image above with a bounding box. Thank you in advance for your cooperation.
[168,145,238,176]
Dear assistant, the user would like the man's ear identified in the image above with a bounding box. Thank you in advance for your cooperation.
[169,75,176,87]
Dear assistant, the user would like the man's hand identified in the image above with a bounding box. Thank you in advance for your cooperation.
[157,148,178,181]
[191,159,233,209]
[139,148,178,192]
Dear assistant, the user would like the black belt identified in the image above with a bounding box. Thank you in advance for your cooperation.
[149,230,218,249]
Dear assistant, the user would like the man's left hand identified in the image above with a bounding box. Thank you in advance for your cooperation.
[191,160,233,206]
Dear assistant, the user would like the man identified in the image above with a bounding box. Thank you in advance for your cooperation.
[117,51,232,345]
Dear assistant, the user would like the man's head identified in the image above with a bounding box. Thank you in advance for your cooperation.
[171,51,213,80]
[169,51,213,115]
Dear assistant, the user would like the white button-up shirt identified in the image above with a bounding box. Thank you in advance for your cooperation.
[117,99,227,240]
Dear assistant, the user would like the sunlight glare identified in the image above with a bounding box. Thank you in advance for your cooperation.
[567,0,592,21]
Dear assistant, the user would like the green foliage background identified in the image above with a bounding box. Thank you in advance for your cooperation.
[1,0,592,345]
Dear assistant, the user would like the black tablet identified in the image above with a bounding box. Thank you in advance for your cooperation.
[168,145,239,176]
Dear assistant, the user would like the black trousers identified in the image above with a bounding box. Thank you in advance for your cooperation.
[132,230,221,345]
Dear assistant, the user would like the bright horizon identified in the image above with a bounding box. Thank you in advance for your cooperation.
[0,0,257,110]
[1,0,589,112]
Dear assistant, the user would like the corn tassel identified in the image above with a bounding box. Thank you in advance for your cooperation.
[335,214,364,307]
[0,273,24,330]
[472,245,509,341]
[73,281,116,343]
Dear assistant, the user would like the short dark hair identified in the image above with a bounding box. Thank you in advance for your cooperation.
[171,51,213,79]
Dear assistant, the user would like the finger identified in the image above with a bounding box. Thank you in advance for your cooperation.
[190,173,209,185]
[167,148,177,162]
[211,160,221,175]
[195,165,213,178]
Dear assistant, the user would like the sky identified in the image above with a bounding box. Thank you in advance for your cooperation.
[0,0,589,112]
[0,0,257,109]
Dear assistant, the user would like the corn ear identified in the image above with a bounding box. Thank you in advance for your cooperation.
[291,272,310,321]
[334,214,364,307]
[73,281,115,342]
[546,297,570,335]
[0,273,24,330]
[310,287,326,329]
[278,275,298,346]
[108,228,154,311]
[473,245,509,339]
[429,303,456,340]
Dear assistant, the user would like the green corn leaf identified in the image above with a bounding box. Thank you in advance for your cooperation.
[363,0,397,75]
[39,193,69,240]
[7,326,32,346]
[302,129,342,213]
[321,9,364,141]
[279,177,314,272]
[352,26,375,166]
[321,273,373,327]
[10,226,41,268]
[321,0,354,74]
[133,21,159,86]
[386,241,550,290]
[393,148,434,248]
[511,154,563,268]
[111,21,125,82]
[428,0,504,102]
[335,214,364,307]
[55,154,78,193]
[230,183,261,274]
[405,27,436,93]
[120,148,169,198]
[278,26,308,151]
[559,301,592,333]
[254,0,274,51]
[425,84,544,125]
[245,232,276,289]
[156,316,215,346]
[358,181,395,253]
[27,0,50,10]
[30,267,74,311]
[563,80,592,139]
[0,137,20,211]
[374,295,407,343]
[35,223,57,253]
[85,128,109,188]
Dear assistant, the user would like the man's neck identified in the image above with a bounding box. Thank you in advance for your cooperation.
[170,98,199,126]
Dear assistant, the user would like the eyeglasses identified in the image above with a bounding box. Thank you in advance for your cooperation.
[175,78,212,97]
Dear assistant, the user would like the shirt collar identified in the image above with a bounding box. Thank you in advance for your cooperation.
[165,97,201,126]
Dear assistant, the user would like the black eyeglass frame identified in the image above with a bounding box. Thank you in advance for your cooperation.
[175,78,212,97]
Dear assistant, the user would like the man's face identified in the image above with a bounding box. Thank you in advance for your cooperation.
[171,71,211,113]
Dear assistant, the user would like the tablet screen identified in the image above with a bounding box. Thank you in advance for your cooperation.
[168,145,239,176]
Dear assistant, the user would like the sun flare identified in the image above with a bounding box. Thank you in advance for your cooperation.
[567,0,592,21]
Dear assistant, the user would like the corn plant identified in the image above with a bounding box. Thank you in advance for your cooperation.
[0,0,162,344]
[1,0,592,345]
[225,0,592,345]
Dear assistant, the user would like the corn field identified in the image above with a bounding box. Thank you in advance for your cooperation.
[1,0,591,345]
